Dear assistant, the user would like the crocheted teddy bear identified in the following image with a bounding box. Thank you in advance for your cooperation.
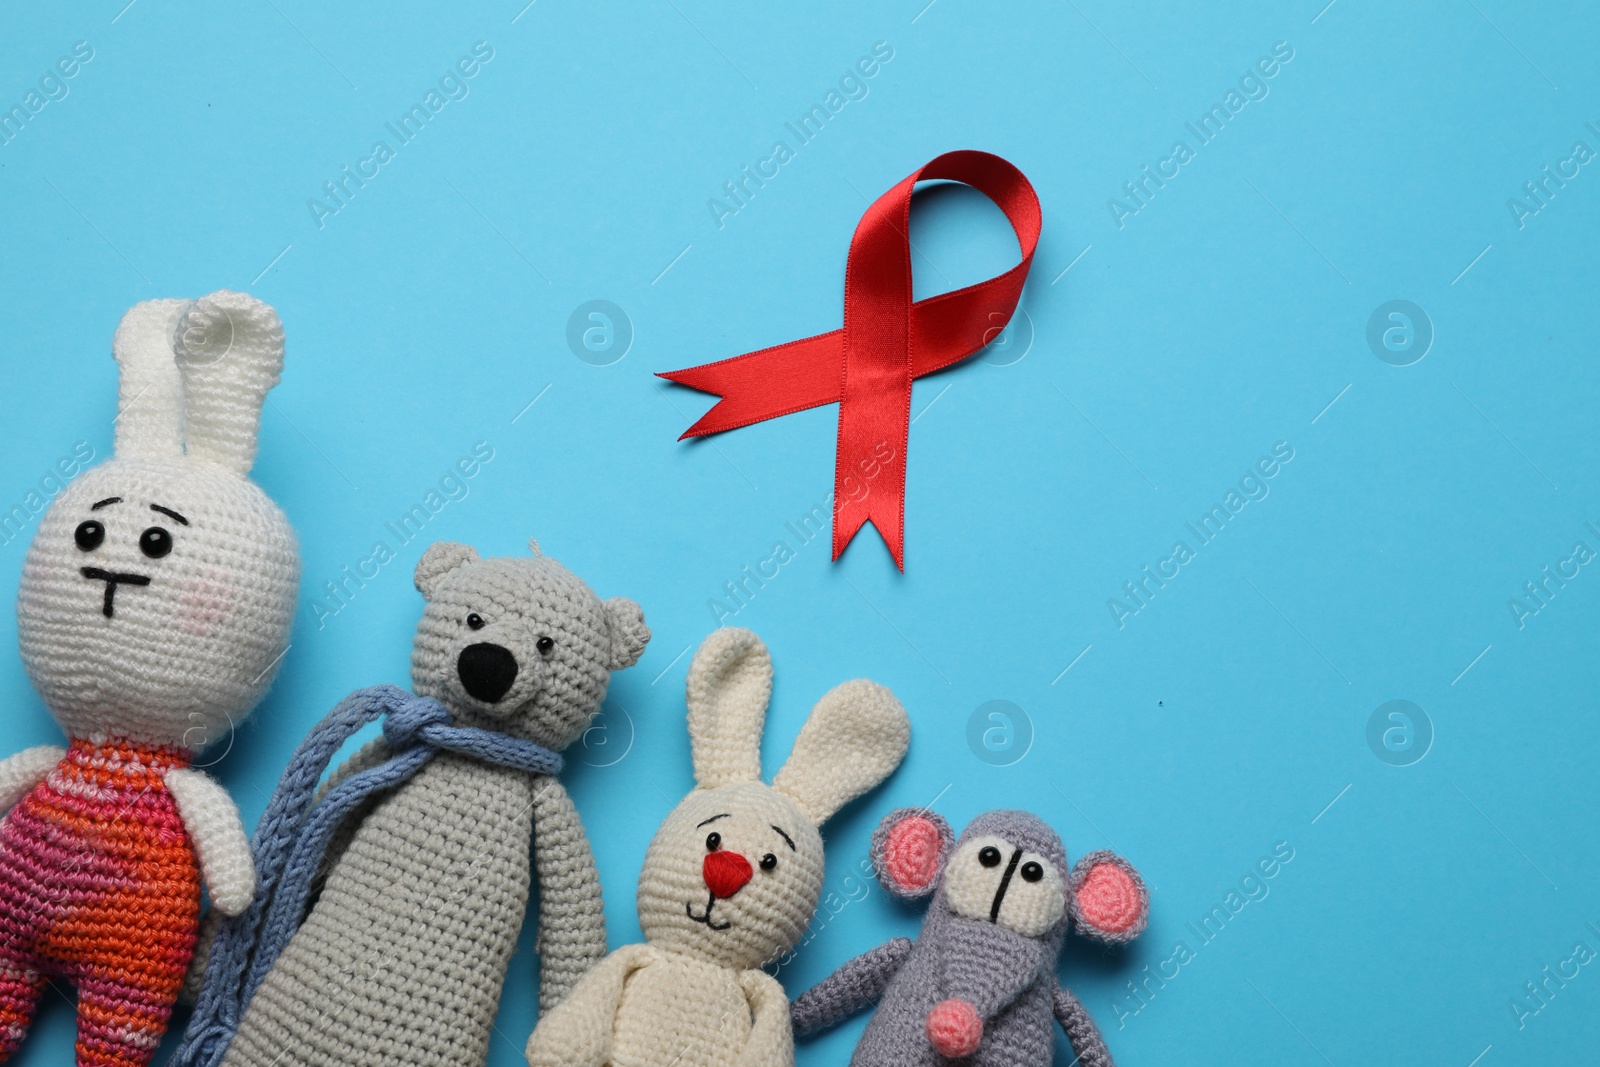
[790,808,1149,1067]
[0,292,299,1067]
[526,626,910,1067]
[182,540,649,1067]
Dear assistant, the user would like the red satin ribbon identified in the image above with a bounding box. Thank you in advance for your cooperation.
[659,150,1041,570]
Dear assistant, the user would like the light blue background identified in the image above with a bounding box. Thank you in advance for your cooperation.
[3,1,1598,1064]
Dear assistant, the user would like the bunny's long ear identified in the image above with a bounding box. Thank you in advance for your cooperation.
[175,290,285,475]
[112,299,189,459]
[685,627,771,789]
[774,679,909,826]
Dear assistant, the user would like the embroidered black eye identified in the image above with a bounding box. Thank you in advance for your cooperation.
[979,846,1003,868]
[705,832,721,852]
[139,527,172,559]
[536,636,555,656]
[74,520,105,551]
[466,613,486,630]
[1020,861,1044,883]
[760,853,778,872]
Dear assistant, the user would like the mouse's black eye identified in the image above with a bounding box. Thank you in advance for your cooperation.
[139,527,172,559]
[705,832,721,852]
[979,846,1003,868]
[74,520,105,551]
[1020,861,1044,883]
[536,636,555,656]
[760,853,778,872]
[466,613,486,630]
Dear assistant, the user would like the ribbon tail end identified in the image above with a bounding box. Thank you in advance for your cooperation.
[657,380,734,439]
[882,525,906,571]
[657,368,718,393]
[831,512,866,562]
[831,513,904,570]
[675,411,727,440]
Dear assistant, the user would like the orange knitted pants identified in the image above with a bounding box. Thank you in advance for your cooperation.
[0,739,200,1067]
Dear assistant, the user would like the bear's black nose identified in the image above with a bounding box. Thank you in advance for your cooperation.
[458,643,518,703]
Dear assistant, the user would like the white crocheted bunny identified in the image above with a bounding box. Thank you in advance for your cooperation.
[0,291,298,1067]
[526,627,910,1067]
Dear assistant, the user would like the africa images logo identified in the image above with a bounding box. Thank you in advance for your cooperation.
[1107,442,1295,629]
[706,41,895,230]
[1106,41,1295,230]
[307,42,495,230]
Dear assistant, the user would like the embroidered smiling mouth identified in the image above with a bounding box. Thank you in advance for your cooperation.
[686,893,732,931]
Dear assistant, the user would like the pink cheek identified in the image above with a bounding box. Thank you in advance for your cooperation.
[180,577,236,636]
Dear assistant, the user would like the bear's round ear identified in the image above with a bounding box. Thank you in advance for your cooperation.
[1069,851,1149,944]
[603,597,650,670]
[870,808,954,900]
[415,542,480,599]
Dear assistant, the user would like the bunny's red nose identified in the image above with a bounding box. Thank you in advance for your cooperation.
[703,850,753,899]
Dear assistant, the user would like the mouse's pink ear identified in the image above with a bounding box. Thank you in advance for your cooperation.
[1068,851,1148,944]
[870,808,954,900]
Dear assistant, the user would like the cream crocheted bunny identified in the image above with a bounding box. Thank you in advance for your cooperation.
[525,627,910,1067]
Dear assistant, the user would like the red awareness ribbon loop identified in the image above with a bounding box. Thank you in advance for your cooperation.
[659,150,1041,570]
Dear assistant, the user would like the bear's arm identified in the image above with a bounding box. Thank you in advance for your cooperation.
[530,774,609,1014]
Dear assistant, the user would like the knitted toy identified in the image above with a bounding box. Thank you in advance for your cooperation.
[175,539,649,1067]
[789,809,1149,1067]
[525,627,910,1067]
[0,291,299,1067]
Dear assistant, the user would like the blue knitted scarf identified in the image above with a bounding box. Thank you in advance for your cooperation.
[170,684,563,1067]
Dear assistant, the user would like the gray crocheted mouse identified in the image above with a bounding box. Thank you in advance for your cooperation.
[202,539,649,1067]
[790,808,1148,1067]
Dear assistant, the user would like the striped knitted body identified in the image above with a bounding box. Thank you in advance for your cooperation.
[0,738,201,1067]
